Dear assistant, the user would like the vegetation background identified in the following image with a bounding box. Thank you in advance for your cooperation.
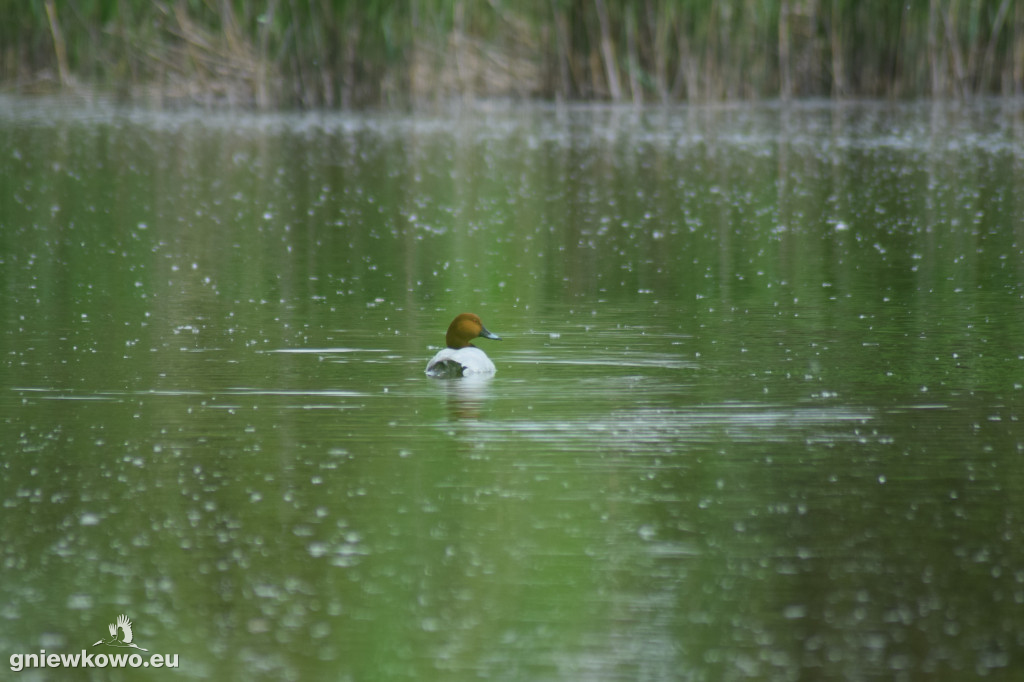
[2,0,1021,108]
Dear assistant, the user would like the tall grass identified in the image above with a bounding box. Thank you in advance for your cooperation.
[1,0,1021,107]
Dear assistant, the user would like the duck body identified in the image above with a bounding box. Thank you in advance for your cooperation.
[425,313,501,378]
[425,346,496,377]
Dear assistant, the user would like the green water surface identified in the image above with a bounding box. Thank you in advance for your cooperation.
[2,97,1023,681]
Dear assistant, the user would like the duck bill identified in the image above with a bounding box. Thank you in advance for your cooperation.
[479,326,501,341]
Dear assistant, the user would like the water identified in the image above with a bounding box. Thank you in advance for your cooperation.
[2,96,1024,680]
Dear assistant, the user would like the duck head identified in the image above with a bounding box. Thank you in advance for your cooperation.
[445,313,501,349]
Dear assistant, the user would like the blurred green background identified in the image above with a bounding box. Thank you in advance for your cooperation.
[2,0,1021,107]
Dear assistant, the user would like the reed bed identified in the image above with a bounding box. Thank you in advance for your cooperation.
[2,0,1021,107]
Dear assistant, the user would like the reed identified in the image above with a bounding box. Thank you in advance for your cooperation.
[0,0,1020,107]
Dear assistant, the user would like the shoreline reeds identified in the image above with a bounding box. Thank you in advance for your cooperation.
[1,0,1021,108]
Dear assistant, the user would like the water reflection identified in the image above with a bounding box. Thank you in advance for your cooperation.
[432,374,496,422]
[1,97,1023,680]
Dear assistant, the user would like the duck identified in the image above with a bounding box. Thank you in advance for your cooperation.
[425,313,501,378]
